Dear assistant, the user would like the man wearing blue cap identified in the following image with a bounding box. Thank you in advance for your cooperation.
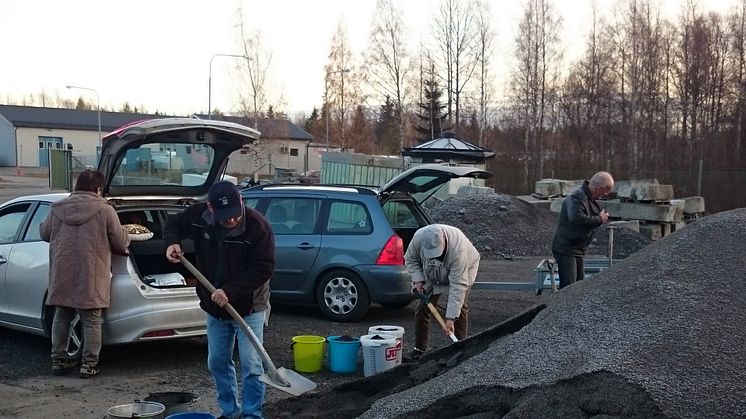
[163,180,275,419]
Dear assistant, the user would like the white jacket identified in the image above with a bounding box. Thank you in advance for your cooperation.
[404,224,480,319]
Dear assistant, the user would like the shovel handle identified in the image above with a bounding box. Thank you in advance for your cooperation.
[426,302,458,342]
[179,255,290,387]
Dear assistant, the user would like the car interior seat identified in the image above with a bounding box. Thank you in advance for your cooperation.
[266,205,290,234]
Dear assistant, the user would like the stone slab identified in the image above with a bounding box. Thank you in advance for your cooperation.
[457,185,495,196]
[639,223,662,240]
[550,197,565,213]
[534,179,577,197]
[603,200,678,223]
[682,196,706,214]
[613,179,659,199]
[516,195,553,211]
[634,184,674,201]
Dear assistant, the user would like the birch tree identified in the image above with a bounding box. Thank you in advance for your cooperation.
[364,0,410,151]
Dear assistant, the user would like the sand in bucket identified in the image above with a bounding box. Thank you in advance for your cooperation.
[360,334,398,377]
[368,325,404,365]
[291,335,326,373]
[327,335,361,374]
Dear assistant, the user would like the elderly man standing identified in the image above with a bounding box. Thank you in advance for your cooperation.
[403,223,480,362]
[552,171,615,289]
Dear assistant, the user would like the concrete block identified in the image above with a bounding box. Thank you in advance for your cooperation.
[603,200,678,223]
[613,179,659,199]
[516,195,553,211]
[550,197,565,213]
[639,223,662,240]
[534,179,575,197]
[634,184,674,201]
[617,219,640,232]
[661,222,672,237]
[672,221,687,232]
[457,185,494,196]
[682,196,705,214]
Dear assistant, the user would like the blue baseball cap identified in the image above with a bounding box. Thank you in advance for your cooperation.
[208,181,243,222]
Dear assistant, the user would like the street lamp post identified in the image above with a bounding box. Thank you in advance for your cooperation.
[324,68,350,152]
[66,85,101,148]
[208,53,249,119]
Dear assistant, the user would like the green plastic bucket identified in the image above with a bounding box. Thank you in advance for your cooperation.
[291,335,326,373]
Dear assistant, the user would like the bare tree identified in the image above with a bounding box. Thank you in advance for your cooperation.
[511,0,563,188]
[728,0,746,164]
[325,20,363,150]
[235,8,272,129]
[473,0,496,147]
[432,0,478,131]
[364,0,410,151]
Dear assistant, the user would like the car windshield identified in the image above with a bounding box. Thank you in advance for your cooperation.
[110,142,216,187]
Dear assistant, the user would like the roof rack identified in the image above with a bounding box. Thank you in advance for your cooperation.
[245,183,378,195]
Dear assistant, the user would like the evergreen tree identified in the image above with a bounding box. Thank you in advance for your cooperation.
[415,65,449,143]
[376,96,399,154]
[267,105,275,119]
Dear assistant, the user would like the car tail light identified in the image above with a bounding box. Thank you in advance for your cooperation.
[376,234,404,265]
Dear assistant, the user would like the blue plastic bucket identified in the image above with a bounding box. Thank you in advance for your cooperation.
[327,335,361,374]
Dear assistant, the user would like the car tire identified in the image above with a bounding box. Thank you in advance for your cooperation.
[316,270,370,322]
[44,306,84,360]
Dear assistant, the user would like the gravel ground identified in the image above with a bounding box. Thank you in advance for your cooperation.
[265,208,745,418]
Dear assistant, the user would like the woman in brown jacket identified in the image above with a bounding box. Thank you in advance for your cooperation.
[40,170,130,378]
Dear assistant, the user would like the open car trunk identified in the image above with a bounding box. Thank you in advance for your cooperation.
[117,207,200,288]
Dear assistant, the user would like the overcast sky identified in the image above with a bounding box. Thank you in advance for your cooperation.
[0,0,737,119]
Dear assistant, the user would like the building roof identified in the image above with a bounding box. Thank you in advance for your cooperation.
[402,131,495,162]
[0,104,164,133]
[193,114,313,142]
[0,105,313,142]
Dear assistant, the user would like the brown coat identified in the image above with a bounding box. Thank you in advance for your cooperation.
[40,191,130,309]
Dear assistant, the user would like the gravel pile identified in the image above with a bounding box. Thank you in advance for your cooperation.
[264,208,745,418]
[427,192,651,260]
[360,208,746,418]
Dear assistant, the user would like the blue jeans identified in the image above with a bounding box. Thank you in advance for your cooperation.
[206,311,265,419]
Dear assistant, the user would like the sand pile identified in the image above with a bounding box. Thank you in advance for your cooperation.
[265,208,746,418]
[427,192,651,259]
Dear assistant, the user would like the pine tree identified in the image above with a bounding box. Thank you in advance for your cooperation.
[415,65,449,143]
[376,96,399,154]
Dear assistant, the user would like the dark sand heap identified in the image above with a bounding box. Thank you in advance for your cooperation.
[264,208,746,418]
[427,192,651,259]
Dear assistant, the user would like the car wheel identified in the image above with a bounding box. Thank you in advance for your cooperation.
[44,306,84,359]
[316,270,370,322]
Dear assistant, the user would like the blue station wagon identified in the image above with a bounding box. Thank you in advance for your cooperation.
[240,164,492,322]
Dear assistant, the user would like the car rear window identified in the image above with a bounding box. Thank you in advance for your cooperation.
[110,142,216,187]
[327,201,371,234]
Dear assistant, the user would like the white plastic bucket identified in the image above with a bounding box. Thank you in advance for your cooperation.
[368,325,405,365]
[360,333,398,377]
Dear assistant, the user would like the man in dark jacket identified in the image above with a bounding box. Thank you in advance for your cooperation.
[164,181,275,419]
[551,171,614,289]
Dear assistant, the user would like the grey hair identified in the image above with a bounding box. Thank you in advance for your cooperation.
[589,171,614,189]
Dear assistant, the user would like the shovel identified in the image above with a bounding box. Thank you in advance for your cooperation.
[417,290,458,343]
[179,254,316,397]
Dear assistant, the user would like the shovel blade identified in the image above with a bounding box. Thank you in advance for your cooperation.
[260,367,316,397]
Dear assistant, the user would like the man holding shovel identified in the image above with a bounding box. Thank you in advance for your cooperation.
[403,224,480,362]
[164,181,275,419]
